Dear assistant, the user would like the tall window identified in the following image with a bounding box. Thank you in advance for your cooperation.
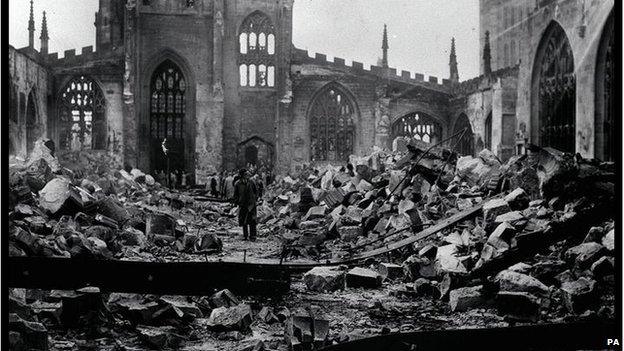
[26,90,39,154]
[150,60,187,173]
[58,76,106,150]
[484,113,492,150]
[309,85,356,162]
[454,114,474,156]
[238,12,275,87]
[533,22,575,152]
[595,12,614,161]
[9,77,17,123]
[392,112,441,144]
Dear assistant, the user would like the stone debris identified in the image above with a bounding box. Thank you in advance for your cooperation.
[303,266,346,292]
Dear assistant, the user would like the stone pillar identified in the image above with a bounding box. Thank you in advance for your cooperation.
[275,0,294,174]
[374,84,391,149]
[122,0,138,168]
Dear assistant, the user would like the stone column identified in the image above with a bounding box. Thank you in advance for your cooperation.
[122,0,138,168]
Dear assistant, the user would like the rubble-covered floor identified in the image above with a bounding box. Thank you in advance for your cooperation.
[8,139,617,350]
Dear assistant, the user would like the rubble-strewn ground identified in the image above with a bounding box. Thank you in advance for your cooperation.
[8,138,616,350]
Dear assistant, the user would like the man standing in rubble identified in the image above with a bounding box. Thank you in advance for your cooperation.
[233,169,258,241]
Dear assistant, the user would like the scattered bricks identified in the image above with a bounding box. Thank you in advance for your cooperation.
[323,188,345,208]
[302,206,326,221]
[482,198,511,220]
[209,289,240,308]
[602,229,614,251]
[207,304,253,332]
[504,188,529,210]
[257,307,279,324]
[38,178,83,216]
[494,211,525,224]
[146,212,176,238]
[303,266,346,292]
[376,262,403,280]
[8,313,48,351]
[590,256,614,278]
[449,285,484,312]
[338,226,362,242]
[495,292,540,321]
[564,243,606,268]
[137,325,182,349]
[495,270,549,296]
[346,267,382,288]
[560,278,598,314]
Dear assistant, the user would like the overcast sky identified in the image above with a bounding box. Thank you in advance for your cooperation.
[9,0,479,80]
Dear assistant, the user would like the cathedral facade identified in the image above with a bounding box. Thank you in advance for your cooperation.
[8,0,615,184]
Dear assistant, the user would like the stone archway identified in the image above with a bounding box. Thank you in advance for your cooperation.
[595,11,614,161]
[25,89,39,154]
[531,21,576,152]
[453,113,474,156]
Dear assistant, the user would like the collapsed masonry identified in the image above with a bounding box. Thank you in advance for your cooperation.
[8,137,616,351]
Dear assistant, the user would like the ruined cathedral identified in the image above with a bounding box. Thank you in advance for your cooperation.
[8,0,615,184]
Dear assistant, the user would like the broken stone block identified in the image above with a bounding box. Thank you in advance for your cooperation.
[413,278,438,297]
[146,212,176,238]
[299,220,320,230]
[196,233,223,252]
[96,197,129,224]
[60,287,106,327]
[436,244,467,275]
[207,304,253,332]
[583,226,604,243]
[487,222,516,248]
[209,289,240,309]
[285,308,329,349]
[376,262,403,280]
[564,242,606,268]
[590,256,614,278]
[257,307,280,324]
[560,277,598,314]
[495,291,540,321]
[302,206,326,221]
[303,266,346,292]
[9,313,48,351]
[387,213,411,231]
[343,206,363,224]
[114,298,160,324]
[507,262,532,274]
[159,297,203,318]
[495,270,549,296]
[494,211,525,224]
[554,270,576,286]
[119,227,146,247]
[602,229,614,251]
[339,226,362,242]
[137,325,182,349]
[482,198,511,221]
[297,230,326,246]
[323,188,345,208]
[504,188,529,210]
[346,267,382,288]
[449,285,484,312]
[418,244,438,260]
[373,217,389,234]
[38,177,83,216]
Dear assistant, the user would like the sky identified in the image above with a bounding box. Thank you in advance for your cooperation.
[9,0,480,80]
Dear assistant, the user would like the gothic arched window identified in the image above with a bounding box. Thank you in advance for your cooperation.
[484,112,492,150]
[58,76,106,150]
[309,85,356,162]
[391,112,441,144]
[595,12,614,161]
[532,22,575,152]
[238,12,275,87]
[454,113,474,156]
[26,89,39,154]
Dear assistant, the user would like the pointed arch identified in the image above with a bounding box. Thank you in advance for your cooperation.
[453,113,474,156]
[595,10,614,161]
[57,76,106,151]
[484,112,492,150]
[26,88,40,154]
[308,82,359,162]
[530,21,576,152]
[141,49,196,175]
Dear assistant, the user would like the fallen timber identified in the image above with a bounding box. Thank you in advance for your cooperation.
[8,200,485,295]
[317,320,618,351]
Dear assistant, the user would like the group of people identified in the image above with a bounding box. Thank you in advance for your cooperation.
[206,166,274,241]
[154,169,190,189]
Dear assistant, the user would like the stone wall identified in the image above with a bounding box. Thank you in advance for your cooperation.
[8,47,50,158]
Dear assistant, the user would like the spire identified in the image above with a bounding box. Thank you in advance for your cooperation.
[381,24,389,68]
[449,37,459,83]
[28,0,35,48]
[40,11,49,55]
[483,30,492,77]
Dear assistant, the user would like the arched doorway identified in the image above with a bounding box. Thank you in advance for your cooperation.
[26,90,39,154]
[245,145,258,166]
[237,136,274,170]
[595,12,614,161]
[391,112,442,144]
[531,21,575,152]
[309,83,357,162]
[453,113,474,156]
[149,60,187,174]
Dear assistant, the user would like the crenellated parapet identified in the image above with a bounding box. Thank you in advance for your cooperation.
[45,45,124,68]
[291,47,452,93]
